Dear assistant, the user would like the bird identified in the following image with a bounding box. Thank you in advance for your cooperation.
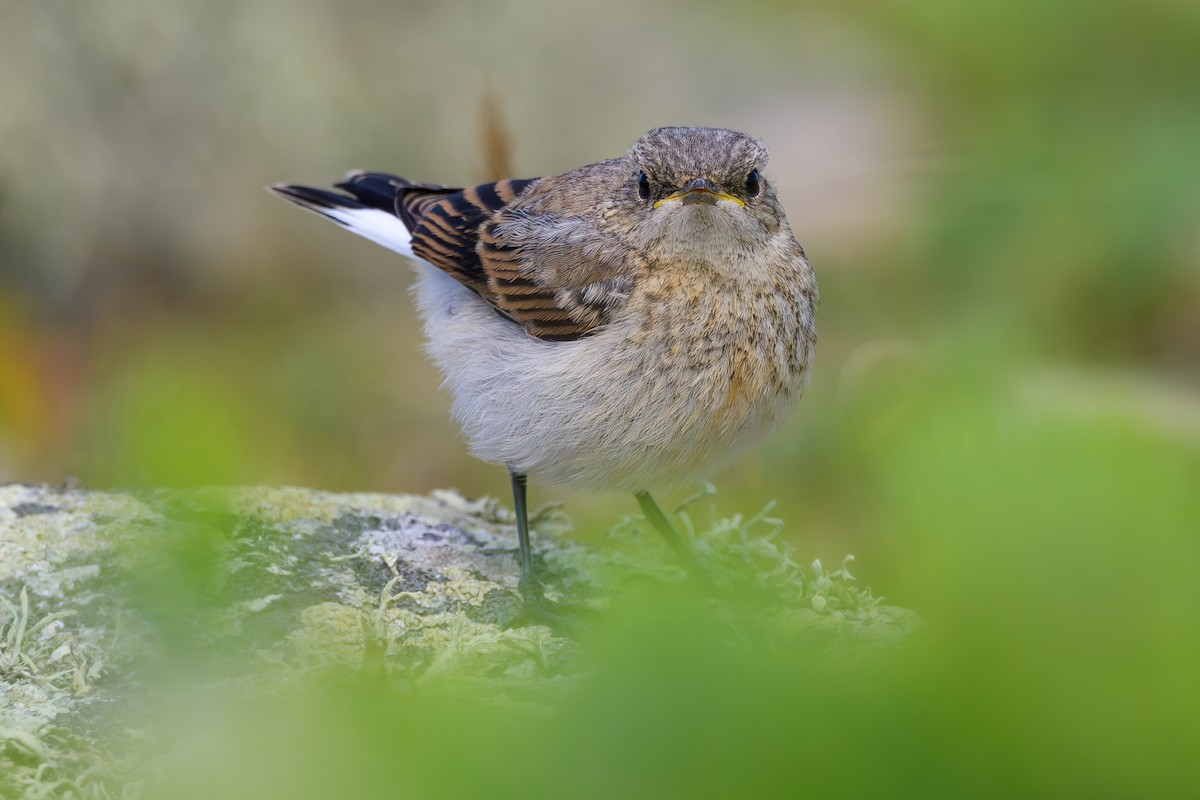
[269,126,818,619]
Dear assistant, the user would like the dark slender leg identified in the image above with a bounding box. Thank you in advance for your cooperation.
[509,468,541,600]
[634,489,698,570]
[507,468,589,630]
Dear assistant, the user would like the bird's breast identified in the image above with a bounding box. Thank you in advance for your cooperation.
[613,260,815,443]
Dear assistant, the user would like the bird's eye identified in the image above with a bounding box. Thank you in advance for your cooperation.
[637,171,651,201]
[745,169,761,197]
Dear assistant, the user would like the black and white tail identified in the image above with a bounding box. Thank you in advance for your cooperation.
[268,171,451,259]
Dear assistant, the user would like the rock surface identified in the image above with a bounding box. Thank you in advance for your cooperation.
[1,482,913,795]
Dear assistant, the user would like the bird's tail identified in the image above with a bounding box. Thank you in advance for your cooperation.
[268,171,452,259]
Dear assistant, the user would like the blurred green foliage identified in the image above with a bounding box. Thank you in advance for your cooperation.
[118,375,1199,798]
[1,0,1198,796]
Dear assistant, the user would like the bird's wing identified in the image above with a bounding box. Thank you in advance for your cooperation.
[271,171,637,341]
[392,172,639,341]
[272,171,537,294]
[399,178,538,295]
[476,208,637,340]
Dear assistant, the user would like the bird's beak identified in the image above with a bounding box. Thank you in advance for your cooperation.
[654,177,745,208]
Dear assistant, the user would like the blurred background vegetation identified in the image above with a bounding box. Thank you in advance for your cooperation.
[1,0,1198,795]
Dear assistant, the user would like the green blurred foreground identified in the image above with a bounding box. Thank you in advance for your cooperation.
[3,358,1197,798]
[170,391,1200,799]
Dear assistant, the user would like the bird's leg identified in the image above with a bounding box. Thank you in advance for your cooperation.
[509,468,582,631]
[509,468,541,601]
[633,489,700,572]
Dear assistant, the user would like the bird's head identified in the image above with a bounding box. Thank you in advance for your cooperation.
[621,127,785,257]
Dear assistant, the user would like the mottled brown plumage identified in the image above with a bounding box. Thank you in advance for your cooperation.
[271,127,816,488]
[270,127,818,616]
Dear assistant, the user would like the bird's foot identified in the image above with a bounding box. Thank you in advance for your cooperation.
[509,577,596,634]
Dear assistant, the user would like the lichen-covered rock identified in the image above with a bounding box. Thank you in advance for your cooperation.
[0,484,589,790]
[1,484,583,719]
[1,482,914,796]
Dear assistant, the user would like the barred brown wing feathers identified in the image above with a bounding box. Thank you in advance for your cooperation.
[407,178,538,294]
[285,171,631,342]
[477,206,640,341]
[477,220,601,341]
